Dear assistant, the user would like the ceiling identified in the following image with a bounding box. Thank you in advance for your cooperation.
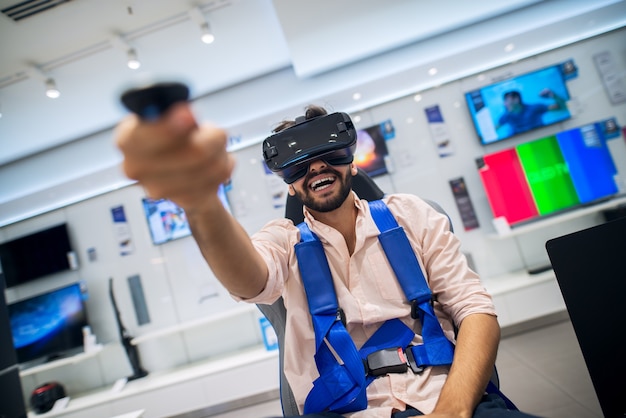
[0,0,625,226]
[0,0,591,164]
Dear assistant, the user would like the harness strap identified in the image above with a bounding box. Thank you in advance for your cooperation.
[295,200,453,414]
[369,200,518,411]
[369,200,455,367]
[296,226,367,414]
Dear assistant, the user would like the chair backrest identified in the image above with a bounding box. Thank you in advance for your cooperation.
[256,169,458,416]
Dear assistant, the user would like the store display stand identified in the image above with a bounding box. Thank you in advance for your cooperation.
[108,278,148,381]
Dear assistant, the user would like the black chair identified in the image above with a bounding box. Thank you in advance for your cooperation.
[257,168,493,416]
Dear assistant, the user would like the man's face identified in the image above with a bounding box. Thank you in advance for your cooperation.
[289,159,354,213]
[504,94,520,112]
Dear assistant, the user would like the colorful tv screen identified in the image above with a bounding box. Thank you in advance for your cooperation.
[476,122,619,226]
[9,282,89,365]
[354,120,394,177]
[142,184,231,245]
[465,64,571,145]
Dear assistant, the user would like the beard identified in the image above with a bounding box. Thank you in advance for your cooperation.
[292,166,353,213]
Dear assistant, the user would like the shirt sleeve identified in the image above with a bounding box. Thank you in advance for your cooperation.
[230,218,299,304]
[385,194,496,327]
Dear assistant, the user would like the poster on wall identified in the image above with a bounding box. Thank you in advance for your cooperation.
[600,117,620,139]
[593,50,626,105]
[354,120,393,177]
[559,59,578,80]
[449,177,479,231]
[111,205,135,256]
[425,105,455,157]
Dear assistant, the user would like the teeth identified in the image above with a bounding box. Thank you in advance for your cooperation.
[311,177,334,190]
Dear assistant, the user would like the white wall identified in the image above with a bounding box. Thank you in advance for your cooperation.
[3,28,626,402]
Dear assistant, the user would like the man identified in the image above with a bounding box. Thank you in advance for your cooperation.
[116,103,540,418]
[498,88,567,135]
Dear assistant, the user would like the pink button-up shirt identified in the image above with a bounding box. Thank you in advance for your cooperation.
[243,193,496,417]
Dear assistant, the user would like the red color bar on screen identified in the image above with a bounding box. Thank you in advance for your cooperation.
[478,148,538,224]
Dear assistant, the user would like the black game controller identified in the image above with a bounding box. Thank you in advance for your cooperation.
[120,82,190,120]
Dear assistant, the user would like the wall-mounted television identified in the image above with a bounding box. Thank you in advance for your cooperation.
[142,184,232,245]
[8,282,89,367]
[0,223,75,289]
[354,120,393,177]
[465,64,572,145]
[476,122,619,226]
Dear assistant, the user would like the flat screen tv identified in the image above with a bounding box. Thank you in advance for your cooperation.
[0,223,74,289]
[465,64,572,145]
[8,282,89,366]
[476,121,619,226]
[354,120,393,177]
[142,184,232,245]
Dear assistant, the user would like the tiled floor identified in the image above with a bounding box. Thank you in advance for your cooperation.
[208,317,602,418]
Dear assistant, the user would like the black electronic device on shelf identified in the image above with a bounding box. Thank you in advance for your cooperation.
[0,223,75,289]
[108,277,148,381]
[9,282,89,366]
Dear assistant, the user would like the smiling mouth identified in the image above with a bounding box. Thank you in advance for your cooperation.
[310,176,336,192]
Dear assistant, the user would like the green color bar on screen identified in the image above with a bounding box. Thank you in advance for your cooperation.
[516,136,580,215]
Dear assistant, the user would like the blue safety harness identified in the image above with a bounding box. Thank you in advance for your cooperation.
[295,199,516,414]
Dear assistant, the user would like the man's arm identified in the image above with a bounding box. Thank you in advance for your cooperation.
[540,88,567,111]
[115,103,268,299]
[185,199,268,299]
[428,313,500,418]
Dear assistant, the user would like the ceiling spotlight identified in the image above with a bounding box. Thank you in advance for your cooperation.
[111,35,140,70]
[413,94,422,102]
[189,7,215,44]
[428,67,438,76]
[45,78,60,99]
[200,23,215,44]
[126,49,141,69]
[352,92,362,101]
[504,43,515,53]
[28,65,60,99]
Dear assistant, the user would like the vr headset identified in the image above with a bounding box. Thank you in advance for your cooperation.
[262,112,357,184]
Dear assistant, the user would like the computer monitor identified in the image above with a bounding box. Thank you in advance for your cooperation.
[8,282,89,366]
[546,217,626,418]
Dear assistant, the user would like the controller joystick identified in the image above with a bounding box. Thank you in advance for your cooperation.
[121,82,189,120]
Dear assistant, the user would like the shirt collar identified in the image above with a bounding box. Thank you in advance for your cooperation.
[302,191,382,242]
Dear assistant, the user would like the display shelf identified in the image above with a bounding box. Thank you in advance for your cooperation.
[130,304,258,345]
[488,195,626,239]
[19,344,104,377]
[26,345,278,418]
[481,269,555,297]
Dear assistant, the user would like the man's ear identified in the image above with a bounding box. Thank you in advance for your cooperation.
[350,163,358,176]
[288,184,296,196]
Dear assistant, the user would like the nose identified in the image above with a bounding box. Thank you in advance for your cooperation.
[308,159,327,173]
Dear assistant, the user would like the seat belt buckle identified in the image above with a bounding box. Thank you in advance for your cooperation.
[405,346,425,374]
[366,347,408,376]
[410,297,435,320]
[336,308,346,327]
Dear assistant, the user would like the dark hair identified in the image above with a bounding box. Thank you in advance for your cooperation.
[272,105,328,133]
[503,90,522,102]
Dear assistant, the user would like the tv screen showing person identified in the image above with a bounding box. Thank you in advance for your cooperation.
[465,64,571,145]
